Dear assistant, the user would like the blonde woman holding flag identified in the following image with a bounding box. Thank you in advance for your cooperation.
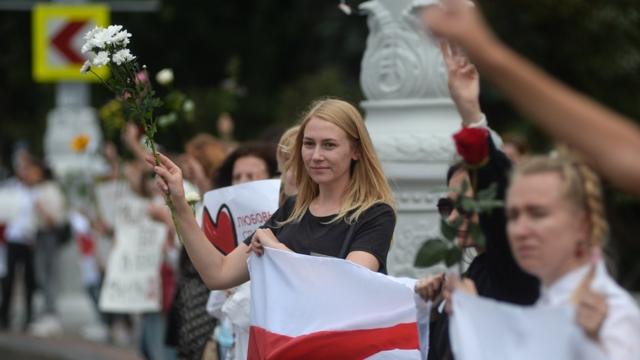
[150,98,396,291]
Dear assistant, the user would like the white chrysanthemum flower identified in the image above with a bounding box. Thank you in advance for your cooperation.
[185,191,201,204]
[111,29,132,46]
[155,68,174,85]
[112,48,136,65]
[80,60,91,73]
[90,29,111,49]
[182,99,195,113]
[92,51,110,67]
[80,42,93,54]
[83,26,102,41]
[103,25,123,42]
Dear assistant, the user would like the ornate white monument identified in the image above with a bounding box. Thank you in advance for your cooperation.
[43,83,106,180]
[360,0,458,277]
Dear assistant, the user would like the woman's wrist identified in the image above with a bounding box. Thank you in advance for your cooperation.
[455,100,483,126]
[174,197,192,217]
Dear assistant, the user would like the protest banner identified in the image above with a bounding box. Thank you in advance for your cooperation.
[94,179,132,228]
[99,196,166,313]
[202,179,280,254]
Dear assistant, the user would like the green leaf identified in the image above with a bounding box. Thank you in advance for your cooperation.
[445,247,463,267]
[468,223,486,247]
[475,199,504,211]
[414,239,449,268]
[460,179,469,194]
[440,218,460,241]
[476,182,498,201]
[459,196,476,213]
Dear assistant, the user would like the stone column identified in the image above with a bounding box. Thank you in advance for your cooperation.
[43,83,106,183]
[359,0,458,277]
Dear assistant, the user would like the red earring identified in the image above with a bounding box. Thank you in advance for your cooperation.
[575,241,585,258]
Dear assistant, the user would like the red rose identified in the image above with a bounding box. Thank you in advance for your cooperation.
[452,127,490,167]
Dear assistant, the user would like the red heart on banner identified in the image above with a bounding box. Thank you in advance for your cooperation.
[202,204,238,255]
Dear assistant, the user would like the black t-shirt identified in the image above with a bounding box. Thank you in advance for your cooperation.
[244,197,396,274]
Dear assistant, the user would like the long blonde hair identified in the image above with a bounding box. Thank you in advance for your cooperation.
[277,125,300,206]
[511,151,608,247]
[277,125,300,172]
[283,98,395,224]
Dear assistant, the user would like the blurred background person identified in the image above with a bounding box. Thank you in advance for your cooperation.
[501,132,530,165]
[29,157,67,337]
[0,149,39,331]
[184,134,229,195]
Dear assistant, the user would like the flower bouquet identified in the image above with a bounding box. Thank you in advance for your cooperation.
[80,25,183,241]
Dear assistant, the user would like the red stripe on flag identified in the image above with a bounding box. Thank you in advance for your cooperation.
[248,322,419,360]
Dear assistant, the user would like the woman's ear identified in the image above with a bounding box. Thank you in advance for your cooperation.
[351,142,361,161]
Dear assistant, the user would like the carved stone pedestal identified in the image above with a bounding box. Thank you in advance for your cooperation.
[359,0,459,277]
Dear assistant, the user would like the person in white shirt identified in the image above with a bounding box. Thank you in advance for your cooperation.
[30,159,67,336]
[452,153,640,359]
[0,151,39,330]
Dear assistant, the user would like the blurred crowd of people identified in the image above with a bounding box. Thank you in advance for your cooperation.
[0,114,301,360]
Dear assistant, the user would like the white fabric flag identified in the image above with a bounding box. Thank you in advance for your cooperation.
[247,247,427,360]
[450,292,607,360]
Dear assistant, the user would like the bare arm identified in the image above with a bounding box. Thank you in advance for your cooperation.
[151,152,250,290]
[346,251,380,272]
[423,1,640,195]
[441,40,483,126]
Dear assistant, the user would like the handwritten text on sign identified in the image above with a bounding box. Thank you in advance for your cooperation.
[99,196,166,313]
[202,179,280,255]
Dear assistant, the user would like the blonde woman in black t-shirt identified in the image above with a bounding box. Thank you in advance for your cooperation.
[151,98,396,293]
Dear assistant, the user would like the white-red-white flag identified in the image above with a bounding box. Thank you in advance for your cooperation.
[247,248,426,359]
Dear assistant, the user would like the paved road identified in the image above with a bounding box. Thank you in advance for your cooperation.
[0,332,142,360]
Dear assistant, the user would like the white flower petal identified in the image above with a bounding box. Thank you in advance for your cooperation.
[92,51,110,67]
[112,30,132,46]
[83,26,102,41]
[155,68,174,85]
[80,60,91,73]
[112,48,136,65]
[185,192,201,203]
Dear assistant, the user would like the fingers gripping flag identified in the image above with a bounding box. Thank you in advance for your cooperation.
[247,248,427,360]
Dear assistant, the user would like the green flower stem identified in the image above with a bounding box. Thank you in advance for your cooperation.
[142,124,184,245]
[90,61,183,243]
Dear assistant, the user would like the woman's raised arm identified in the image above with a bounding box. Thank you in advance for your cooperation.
[422,0,640,195]
[150,152,251,289]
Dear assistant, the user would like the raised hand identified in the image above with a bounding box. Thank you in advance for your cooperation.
[441,40,482,124]
[148,152,186,204]
[420,0,494,52]
[571,251,608,341]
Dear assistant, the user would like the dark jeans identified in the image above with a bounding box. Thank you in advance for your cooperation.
[0,242,36,330]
